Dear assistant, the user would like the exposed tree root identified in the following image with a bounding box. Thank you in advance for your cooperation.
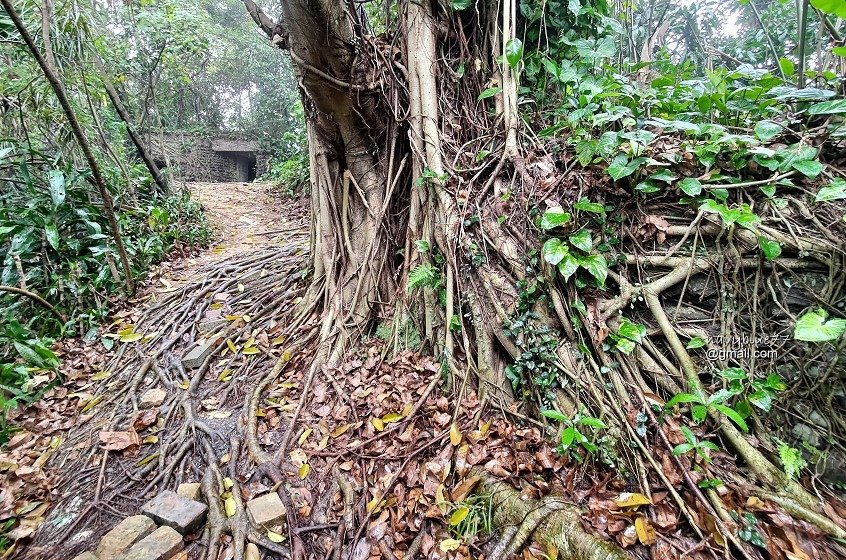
[474,469,629,560]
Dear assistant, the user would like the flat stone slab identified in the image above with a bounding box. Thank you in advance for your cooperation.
[197,318,228,333]
[71,553,98,560]
[97,515,156,560]
[176,482,202,501]
[181,341,215,369]
[141,491,207,535]
[139,388,166,409]
[246,492,286,527]
[117,525,183,560]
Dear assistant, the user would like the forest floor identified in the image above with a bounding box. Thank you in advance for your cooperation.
[3,183,840,560]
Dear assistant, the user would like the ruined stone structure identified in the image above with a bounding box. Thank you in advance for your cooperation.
[143,131,270,182]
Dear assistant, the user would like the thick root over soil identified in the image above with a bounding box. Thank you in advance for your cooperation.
[474,469,628,560]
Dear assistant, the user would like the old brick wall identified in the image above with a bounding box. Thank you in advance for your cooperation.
[144,132,266,182]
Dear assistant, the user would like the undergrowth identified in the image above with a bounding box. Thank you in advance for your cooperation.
[0,144,213,443]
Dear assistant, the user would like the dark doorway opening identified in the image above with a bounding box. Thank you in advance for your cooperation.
[232,154,257,182]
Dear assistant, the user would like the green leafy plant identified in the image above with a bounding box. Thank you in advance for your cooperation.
[793,308,846,342]
[672,425,720,464]
[542,408,608,458]
[776,439,807,480]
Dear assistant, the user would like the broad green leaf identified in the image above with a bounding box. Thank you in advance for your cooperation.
[712,403,749,432]
[666,393,703,407]
[686,337,706,349]
[558,254,579,281]
[754,120,782,142]
[607,154,643,181]
[573,197,605,214]
[478,86,502,101]
[778,57,795,78]
[45,223,59,250]
[617,318,646,343]
[807,99,846,115]
[579,417,607,429]
[810,0,846,18]
[568,230,593,252]
[833,46,846,57]
[673,443,695,456]
[505,38,523,69]
[649,169,677,183]
[540,207,571,230]
[542,238,568,265]
[758,237,782,261]
[679,177,702,196]
[791,159,823,178]
[578,254,608,286]
[815,179,846,202]
[541,409,569,422]
[794,309,846,342]
[450,0,472,9]
[48,170,66,207]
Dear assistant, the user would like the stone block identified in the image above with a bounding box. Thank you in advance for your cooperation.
[176,482,202,501]
[197,318,228,333]
[139,388,166,409]
[141,491,207,535]
[71,553,99,560]
[246,492,286,527]
[181,342,215,369]
[117,526,183,560]
[97,515,156,560]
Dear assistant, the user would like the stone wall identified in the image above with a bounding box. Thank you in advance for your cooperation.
[143,131,269,182]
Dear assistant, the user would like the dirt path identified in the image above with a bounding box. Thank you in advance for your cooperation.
[162,182,309,284]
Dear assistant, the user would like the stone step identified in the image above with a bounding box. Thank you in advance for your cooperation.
[141,491,208,535]
[96,515,156,560]
[116,526,183,560]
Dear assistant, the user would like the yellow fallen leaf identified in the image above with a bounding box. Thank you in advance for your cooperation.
[366,495,383,513]
[371,417,385,432]
[91,371,111,381]
[224,495,236,517]
[179,380,189,390]
[119,333,143,343]
[242,347,260,355]
[613,492,652,509]
[449,506,469,526]
[218,369,233,382]
[223,477,234,490]
[439,539,461,552]
[298,428,313,445]
[281,350,291,363]
[635,516,656,545]
[381,412,404,424]
[298,463,310,479]
[331,424,352,438]
[246,543,260,560]
[435,484,449,515]
[220,453,231,465]
[226,339,238,353]
[272,336,286,346]
[267,530,284,543]
[224,315,241,321]
[81,395,104,413]
[137,453,159,467]
[450,423,462,446]
[117,325,135,336]
[245,337,256,348]
[206,410,232,419]
[142,435,158,444]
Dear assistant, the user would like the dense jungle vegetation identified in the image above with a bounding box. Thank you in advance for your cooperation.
[1,0,846,559]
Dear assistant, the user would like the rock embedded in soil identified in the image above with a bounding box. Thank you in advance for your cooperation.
[96,515,156,560]
[246,492,286,527]
[141,491,207,535]
[116,525,183,560]
[176,482,202,501]
[139,388,167,409]
[181,341,216,369]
